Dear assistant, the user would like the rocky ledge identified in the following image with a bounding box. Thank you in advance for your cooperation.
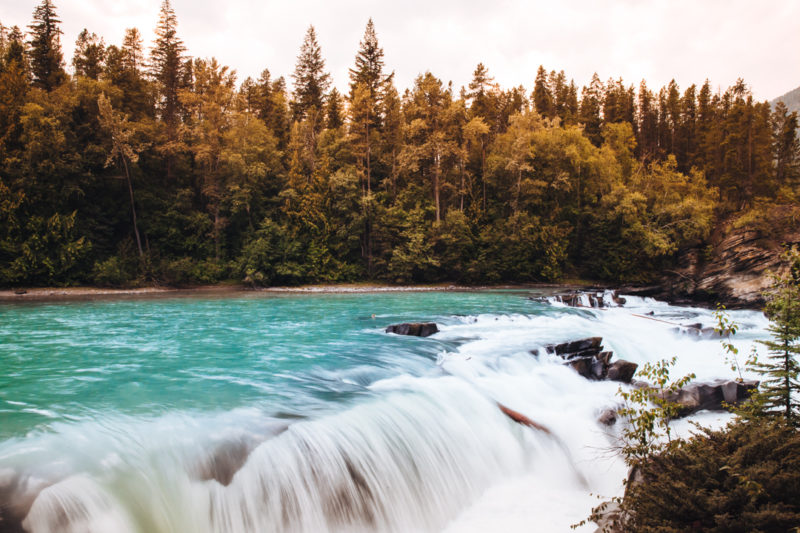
[661,224,800,308]
[537,337,638,384]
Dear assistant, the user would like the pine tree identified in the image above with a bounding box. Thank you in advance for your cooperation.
[580,73,603,144]
[150,0,186,138]
[772,102,800,187]
[533,65,554,119]
[121,28,144,73]
[0,27,28,153]
[325,87,343,129]
[348,18,387,101]
[291,25,330,122]
[637,80,658,160]
[72,29,105,80]
[755,248,800,425]
[28,0,66,91]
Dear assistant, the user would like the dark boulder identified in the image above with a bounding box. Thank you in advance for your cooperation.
[607,360,638,384]
[546,337,603,358]
[540,337,637,383]
[385,322,439,337]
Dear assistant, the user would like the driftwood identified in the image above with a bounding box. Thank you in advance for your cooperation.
[497,403,552,434]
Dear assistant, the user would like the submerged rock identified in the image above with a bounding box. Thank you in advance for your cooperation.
[671,324,732,339]
[385,323,439,337]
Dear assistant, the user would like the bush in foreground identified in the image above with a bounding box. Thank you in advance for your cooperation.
[617,419,800,532]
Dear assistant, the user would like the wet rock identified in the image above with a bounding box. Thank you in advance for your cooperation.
[671,324,732,339]
[597,408,617,426]
[0,470,51,533]
[385,322,439,337]
[13,289,26,295]
[546,337,603,357]
[533,290,625,308]
[539,337,637,383]
[607,360,638,384]
[658,378,759,417]
[195,423,290,486]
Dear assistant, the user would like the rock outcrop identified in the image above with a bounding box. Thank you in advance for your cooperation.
[533,290,626,308]
[662,225,799,308]
[385,322,439,337]
[539,337,637,383]
[658,378,759,417]
[598,378,759,427]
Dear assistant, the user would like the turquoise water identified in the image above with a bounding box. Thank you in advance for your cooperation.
[0,290,544,440]
[0,290,770,533]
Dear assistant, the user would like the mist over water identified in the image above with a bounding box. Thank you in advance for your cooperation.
[0,291,769,532]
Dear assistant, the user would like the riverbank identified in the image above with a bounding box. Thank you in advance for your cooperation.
[0,281,606,302]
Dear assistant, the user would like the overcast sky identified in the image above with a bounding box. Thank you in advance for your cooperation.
[3,0,798,101]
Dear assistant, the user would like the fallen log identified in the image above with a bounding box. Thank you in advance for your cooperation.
[497,403,552,434]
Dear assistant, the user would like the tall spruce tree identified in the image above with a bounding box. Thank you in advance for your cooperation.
[150,0,186,145]
[533,65,554,119]
[28,0,66,91]
[291,25,330,122]
[756,249,800,425]
[772,102,800,187]
[580,73,603,144]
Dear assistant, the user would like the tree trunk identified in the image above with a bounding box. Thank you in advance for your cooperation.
[434,151,441,222]
[481,141,487,213]
[122,156,144,259]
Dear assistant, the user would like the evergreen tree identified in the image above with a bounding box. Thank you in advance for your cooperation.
[637,80,658,160]
[150,0,186,146]
[121,28,145,73]
[72,29,105,80]
[348,18,387,101]
[291,25,330,122]
[325,87,343,129]
[28,0,66,91]
[533,65,554,119]
[755,249,800,425]
[0,27,28,153]
[580,73,603,144]
[772,102,800,187]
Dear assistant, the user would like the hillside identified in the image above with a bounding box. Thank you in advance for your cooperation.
[771,85,800,114]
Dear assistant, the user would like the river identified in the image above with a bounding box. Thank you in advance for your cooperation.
[0,289,769,532]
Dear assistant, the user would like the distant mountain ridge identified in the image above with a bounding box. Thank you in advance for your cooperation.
[771,85,800,114]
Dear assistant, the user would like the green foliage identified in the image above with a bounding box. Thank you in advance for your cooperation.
[713,305,759,382]
[0,12,796,289]
[754,247,800,425]
[5,211,91,285]
[618,419,800,532]
[616,357,695,465]
[92,254,135,287]
[236,218,306,286]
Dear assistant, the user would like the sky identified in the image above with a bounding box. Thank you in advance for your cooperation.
[3,0,798,102]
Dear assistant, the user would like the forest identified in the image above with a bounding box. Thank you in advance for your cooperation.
[0,0,798,287]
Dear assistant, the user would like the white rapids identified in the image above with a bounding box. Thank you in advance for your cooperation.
[0,294,769,533]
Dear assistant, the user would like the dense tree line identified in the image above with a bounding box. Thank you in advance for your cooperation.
[1,0,798,287]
